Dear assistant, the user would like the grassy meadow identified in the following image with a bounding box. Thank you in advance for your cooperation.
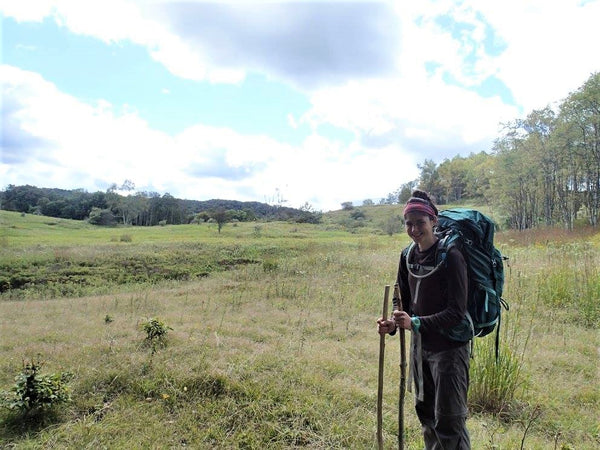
[0,209,599,449]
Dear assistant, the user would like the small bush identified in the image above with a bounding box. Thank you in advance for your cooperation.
[88,207,116,226]
[383,215,402,236]
[262,259,279,273]
[1,360,73,413]
[141,317,172,353]
[350,209,365,220]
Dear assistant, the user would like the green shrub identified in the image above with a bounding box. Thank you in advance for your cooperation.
[1,360,73,413]
[350,209,365,220]
[262,259,279,272]
[141,317,173,353]
[87,207,116,226]
[383,215,402,236]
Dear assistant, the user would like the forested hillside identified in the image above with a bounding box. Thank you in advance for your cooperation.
[389,72,600,230]
[0,185,321,226]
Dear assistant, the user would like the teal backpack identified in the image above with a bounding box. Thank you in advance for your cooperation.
[405,208,509,356]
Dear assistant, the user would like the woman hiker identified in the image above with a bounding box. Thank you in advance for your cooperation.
[377,190,471,449]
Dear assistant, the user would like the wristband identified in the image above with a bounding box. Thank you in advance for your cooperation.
[411,316,421,333]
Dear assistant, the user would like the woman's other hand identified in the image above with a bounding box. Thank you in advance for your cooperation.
[393,310,412,330]
[377,317,396,334]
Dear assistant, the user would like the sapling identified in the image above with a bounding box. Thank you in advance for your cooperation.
[141,317,173,354]
[1,360,73,414]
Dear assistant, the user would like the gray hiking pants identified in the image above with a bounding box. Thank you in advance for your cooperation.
[413,343,471,450]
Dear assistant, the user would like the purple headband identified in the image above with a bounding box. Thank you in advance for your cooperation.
[403,201,436,218]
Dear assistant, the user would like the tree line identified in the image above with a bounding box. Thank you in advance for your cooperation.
[0,184,322,226]
[384,72,599,230]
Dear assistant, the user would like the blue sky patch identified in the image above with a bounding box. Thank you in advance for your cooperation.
[435,15,476,40]
[435,11,506,61]
[442,71,515,105]
[425,61,442,76]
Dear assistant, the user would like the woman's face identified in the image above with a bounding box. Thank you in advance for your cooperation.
[404,211,437,247]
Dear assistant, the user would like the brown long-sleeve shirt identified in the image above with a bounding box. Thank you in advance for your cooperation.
[397,240,468,351]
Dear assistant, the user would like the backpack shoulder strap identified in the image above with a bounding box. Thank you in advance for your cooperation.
[405,239,446,279]
[404,242,422,270]
[401,242,413,260]
[435,233,452,267]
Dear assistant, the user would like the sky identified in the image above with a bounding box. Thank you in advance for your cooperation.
[1,0,599,212]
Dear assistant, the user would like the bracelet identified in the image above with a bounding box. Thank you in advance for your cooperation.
[410,316,421,333]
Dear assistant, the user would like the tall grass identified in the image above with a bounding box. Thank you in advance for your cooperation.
[535,242,600,326]
[469,320,531,416]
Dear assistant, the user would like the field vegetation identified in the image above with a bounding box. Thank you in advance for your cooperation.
[1,209,598,449]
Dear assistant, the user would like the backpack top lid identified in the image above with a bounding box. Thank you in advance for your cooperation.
[436,208,496,250]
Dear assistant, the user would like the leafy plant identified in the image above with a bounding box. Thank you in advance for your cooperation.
[1,360,73,413]
[141,317,173,354]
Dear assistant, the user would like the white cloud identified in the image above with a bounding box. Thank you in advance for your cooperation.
[395,0,600,112]
[303,76,518,161]
[1,65,173,192]
[3,0,596,111]
[287,114,298,130]
[480,0,600,111]
[0,0,245,83]
[2,65,417,211]
[0,0,55,22]
[1,0,401,87]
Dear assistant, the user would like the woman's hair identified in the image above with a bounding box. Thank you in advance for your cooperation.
[403,189,438,218]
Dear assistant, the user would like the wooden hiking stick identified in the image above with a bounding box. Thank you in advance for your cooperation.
[377,285,391,450]
[393,283,407,450]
